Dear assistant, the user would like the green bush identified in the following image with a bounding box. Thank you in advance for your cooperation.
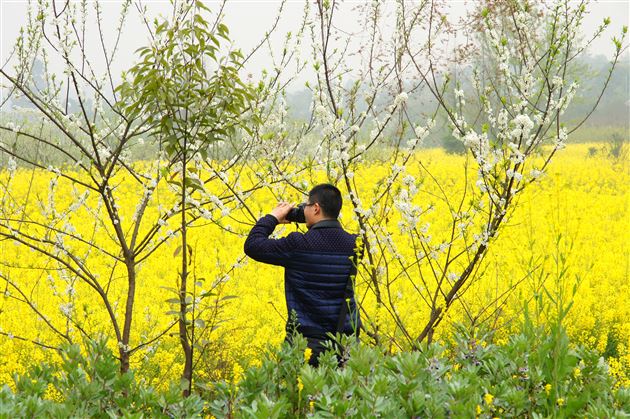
[208,327,629,418]
[2,326,628,418]
[0,338,204,418]
[604,132,629,161]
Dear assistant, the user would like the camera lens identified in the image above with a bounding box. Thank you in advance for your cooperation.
[286,203,306,223]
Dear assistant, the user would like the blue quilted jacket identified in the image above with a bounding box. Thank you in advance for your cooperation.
[244,215,361,338]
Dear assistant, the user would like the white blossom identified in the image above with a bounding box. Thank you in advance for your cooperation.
[314,104,329,121]
[476,179,488,192]
[65,284,76,297]
[497,110,509,129]
[393,92,408,107]
[506,169,523,182]
[402,175,415,187]
[414,125,429,140]
[555,128,568,150]
[513,114,534,133]
[59,302,74,316]
[406,138,419,148]
[7,157,17,173]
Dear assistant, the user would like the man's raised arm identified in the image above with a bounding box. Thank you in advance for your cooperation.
[244,203,301,267]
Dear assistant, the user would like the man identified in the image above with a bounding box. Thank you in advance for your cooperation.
[244,184,361,367]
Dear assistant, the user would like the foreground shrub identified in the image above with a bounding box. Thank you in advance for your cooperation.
[0,339,204,418]
[2,326,628,418]
[209,327,629,418]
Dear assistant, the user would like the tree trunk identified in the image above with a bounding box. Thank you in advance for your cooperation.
[179,151,193,396]
[121,257,136,374]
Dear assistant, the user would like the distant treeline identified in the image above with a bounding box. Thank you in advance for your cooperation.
[2,53,627,165]
[284,53,629,146]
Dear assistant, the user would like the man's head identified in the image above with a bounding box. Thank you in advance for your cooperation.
[305,184,342,227]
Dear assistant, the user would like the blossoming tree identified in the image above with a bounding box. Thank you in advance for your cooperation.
[251,0,627,349]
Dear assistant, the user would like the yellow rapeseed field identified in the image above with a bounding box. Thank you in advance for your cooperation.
[0,143,628,388]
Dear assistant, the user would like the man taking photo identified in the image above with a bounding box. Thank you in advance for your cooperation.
[244,184,361,367]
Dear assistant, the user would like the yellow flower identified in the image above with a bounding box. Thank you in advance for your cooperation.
[557,397,565,406]
[484,393,494,406]
[573,367,581,378]
[304,347,313,363]
[297,376,304,393]
[476,404,482,415]
[232,362,244,384]
[2,144,629,391]
[309,399,315,412]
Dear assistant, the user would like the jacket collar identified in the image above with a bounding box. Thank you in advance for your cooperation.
[309,219,342,230]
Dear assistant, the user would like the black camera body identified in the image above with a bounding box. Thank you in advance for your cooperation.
[286,203,306,223]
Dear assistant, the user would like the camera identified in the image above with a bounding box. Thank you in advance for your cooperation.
[286,203,306,223]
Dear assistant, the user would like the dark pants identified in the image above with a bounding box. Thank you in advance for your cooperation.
[285,332,355,367]
[306,336,337,367]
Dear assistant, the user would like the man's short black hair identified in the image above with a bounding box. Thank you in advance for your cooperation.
[308,184,342,218]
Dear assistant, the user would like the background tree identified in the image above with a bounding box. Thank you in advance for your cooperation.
[0,0,270,381]
[0,0,158,373]
[265,0,627,349]
[116,0,255,395]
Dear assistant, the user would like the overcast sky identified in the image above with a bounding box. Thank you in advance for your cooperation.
[1,0,628,94]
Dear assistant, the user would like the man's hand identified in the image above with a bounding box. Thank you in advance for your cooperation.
[271,202,294,224]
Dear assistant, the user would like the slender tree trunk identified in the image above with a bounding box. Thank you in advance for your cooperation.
[121,257,136,373]
[179,149,193,396]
